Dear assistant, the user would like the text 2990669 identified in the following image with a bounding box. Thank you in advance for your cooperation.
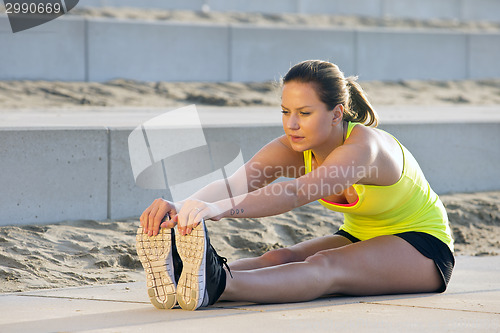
[4,1,63,15]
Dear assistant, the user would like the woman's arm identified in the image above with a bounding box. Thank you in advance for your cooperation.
[177,137,377,234]
[186,136,305,202]
[142,136,305,235]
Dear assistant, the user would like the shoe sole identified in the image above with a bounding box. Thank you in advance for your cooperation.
[136,227,176,309]
[176,222,207,311]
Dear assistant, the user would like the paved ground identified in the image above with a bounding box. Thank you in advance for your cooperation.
[0,255,498,332]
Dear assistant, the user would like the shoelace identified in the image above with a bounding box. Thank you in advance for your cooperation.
[211,245,233,278]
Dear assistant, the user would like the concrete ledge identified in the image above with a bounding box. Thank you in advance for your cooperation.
[87,19,230,82]
[383,0,461,21]
[0,16,86,81]
[462,0,500,22]
[1,105,499,225]
[380,123,500,194]
[1,15,500,82]
[230,25,356,81]
[0,128,108,225]
[83,0,207,11]
[469,33,500,79]
[209,0,298,14]
[357,29,468,81]
[301,0,383,17]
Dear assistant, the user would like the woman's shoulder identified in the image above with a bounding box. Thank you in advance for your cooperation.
[348,123,395,148]
[347,123,404,186]
[345,122,381,148]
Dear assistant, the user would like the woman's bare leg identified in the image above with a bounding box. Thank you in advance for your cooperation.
[220,235,442,303]
[229,234,353,271]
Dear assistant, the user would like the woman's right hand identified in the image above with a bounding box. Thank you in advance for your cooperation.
[140,198,178,236]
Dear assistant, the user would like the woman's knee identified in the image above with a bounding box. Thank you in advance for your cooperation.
[301,251,343,293]
[305,250,336,268]
[304,250,345,280]
[260,247,297,266]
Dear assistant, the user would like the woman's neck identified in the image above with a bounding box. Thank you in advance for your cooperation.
[311,121,347,165]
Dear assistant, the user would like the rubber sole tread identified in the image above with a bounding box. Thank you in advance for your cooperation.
[175,223,206,311]
[136,227,176,309]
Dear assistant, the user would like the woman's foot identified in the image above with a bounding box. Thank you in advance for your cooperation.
[175,220,229,310]
[136,227,180,309]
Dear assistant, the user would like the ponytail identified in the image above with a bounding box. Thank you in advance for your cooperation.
[345,76,379,127]
[283,60,379,127]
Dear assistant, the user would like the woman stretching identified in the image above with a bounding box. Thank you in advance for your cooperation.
[136,60,454,311]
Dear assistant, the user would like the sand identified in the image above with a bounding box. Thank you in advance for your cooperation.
[1,192,499,294]
[67,7,500,32]
[0,7,498,294]
[1,79,500,110]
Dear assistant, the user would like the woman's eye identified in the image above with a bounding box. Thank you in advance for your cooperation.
[300,112,311,116]
[281,110,289,114]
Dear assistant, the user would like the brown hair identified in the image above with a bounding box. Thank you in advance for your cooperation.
[282,60,378,127]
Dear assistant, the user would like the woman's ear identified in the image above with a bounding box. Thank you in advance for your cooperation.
[332,104,344,125]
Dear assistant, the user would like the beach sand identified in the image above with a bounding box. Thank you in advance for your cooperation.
[1,192,499,294]
[68,7,500,32]
[0,8,498,294]
[1,79,500,110]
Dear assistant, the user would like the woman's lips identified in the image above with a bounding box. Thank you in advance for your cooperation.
[290,135,304,143]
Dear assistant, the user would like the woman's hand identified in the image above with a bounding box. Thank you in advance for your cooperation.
[176,200,223,235]
[140,198,178,236]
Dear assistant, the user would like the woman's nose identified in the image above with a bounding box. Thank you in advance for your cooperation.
[287,114,300,130]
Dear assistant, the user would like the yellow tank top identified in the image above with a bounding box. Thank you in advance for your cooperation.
[303,122,454,251]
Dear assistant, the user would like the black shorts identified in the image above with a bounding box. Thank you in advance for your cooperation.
[335,229,455,293]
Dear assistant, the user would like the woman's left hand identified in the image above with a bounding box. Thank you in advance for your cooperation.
[176,200,223,235]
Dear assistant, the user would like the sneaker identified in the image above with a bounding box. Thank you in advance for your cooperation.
[175,219,231,311]
[136,226,182,309]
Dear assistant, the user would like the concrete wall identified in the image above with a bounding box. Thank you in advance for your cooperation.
[469,33,500,79]
[82,0,500,22]
[108,125,284,219]
[0,16,86,81]
[380,123,500,195]
[87,19,230,82]
[356,29,468,81]
[462,0,500,22]
[83,0,207,11]
[2,15,500,82]
[1,119,499,226]
[230,26,356,81]
[0,128,108,225]
[383,0,461,21]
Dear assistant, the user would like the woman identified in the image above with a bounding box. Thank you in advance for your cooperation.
[136,60,454,311]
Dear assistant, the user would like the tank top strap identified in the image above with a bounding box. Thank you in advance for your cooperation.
[345,121,360,140]
[303,149,312,173]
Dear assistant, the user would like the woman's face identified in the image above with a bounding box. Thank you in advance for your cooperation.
[281,81,340,152]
